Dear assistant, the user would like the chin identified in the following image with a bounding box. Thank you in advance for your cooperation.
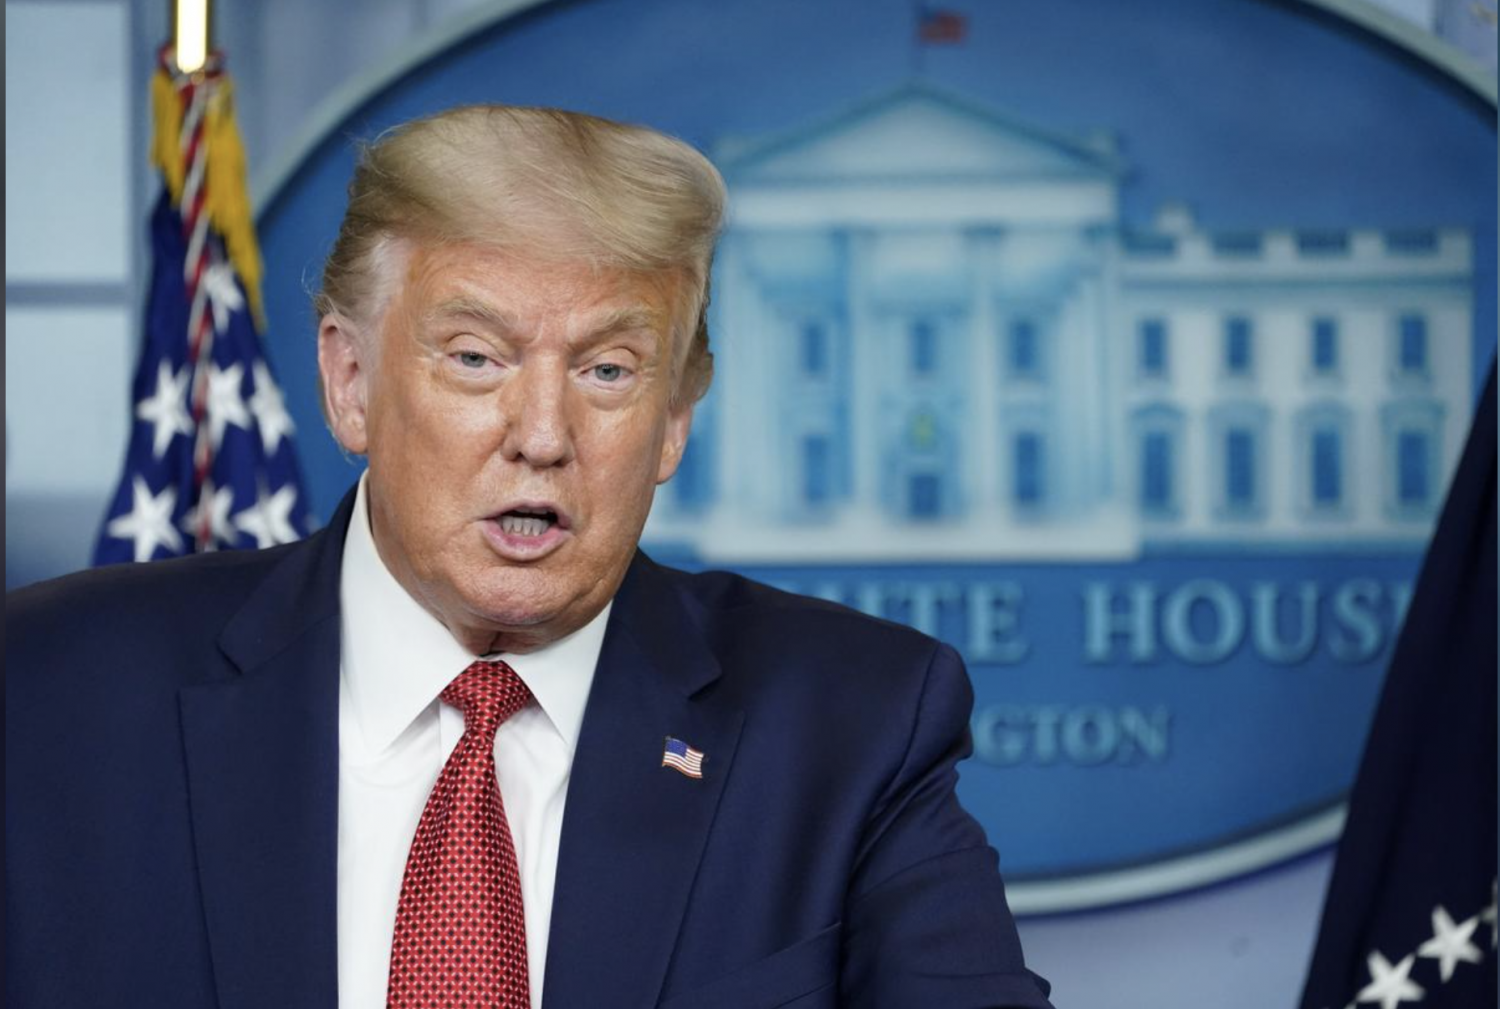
[448,560,611,646]
[464,591,559,630]
[466,575,582,631]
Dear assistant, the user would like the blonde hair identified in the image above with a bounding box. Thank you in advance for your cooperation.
[315,104,726,404]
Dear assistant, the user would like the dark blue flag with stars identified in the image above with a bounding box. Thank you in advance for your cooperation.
[95,48,312,566]
[1298,359,1497,1009]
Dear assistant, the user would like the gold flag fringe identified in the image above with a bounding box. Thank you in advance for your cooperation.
[150,65,266,329]
[149,67,184,203]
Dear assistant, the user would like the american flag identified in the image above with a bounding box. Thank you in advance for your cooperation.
[1298,363,1498,1009]
[918,7,968,44]
[661,737,705,779]
[94,46,312,566]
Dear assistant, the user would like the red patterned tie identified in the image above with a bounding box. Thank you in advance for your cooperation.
[387,660,533,1009]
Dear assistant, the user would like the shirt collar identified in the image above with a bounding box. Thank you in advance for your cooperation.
[339,473,607,756]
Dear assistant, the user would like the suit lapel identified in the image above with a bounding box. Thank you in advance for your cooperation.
[543,555,744,1009]
[178,488,357,1009]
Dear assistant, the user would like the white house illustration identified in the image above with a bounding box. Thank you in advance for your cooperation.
[641,86,1472,563]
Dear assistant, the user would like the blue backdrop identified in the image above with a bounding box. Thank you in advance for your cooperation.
[251,0,1496,911]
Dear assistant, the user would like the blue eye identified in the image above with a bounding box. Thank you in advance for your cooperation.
[456,351,489,368]
[594,363,625,382]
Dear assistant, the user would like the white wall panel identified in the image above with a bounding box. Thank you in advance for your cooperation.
[1017,852,1333,1008]
[5,306,133,494]
[4,1,131,282]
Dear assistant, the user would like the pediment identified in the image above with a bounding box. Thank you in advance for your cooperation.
[717,85,1122,185]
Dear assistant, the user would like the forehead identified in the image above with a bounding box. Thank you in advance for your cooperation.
[394,241,685,336]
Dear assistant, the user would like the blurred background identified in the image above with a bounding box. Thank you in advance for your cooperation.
[6,1,1496,1005]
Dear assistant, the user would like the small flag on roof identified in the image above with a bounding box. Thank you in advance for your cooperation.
[918,6,968,44]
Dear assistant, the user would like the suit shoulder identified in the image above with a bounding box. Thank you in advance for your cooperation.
[654,562,950,675]
[8,544,297,653]
[642,562,975,800]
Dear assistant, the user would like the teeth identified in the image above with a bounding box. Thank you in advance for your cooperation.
[500,514,551,537]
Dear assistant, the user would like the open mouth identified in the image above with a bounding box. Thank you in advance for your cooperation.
[497,507,560,538]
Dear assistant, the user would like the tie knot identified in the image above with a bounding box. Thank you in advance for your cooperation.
[440,660,531,739]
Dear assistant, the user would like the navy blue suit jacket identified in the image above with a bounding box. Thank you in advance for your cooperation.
[8,489,1052,1008]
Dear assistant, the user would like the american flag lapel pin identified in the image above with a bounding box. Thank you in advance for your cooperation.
[661,736,705,779]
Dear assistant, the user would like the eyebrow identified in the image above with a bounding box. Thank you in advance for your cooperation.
[425,296,518,330]
[586,307,665,341]
[427,298,666,347]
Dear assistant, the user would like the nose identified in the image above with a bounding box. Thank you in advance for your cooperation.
[499,363,574,468]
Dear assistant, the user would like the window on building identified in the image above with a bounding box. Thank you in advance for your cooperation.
[1398,313,1428,376]
[1224,316,1253,376]
[1008,319,1040,379]
[1311,317,1339,375]
[801,321,826,376]
[1311,427,1342,507]
[1381,402,1441,518]
[908,472,941,519]
[911,319,937,375]
[1141,430,1174,513]
[802,435,830,507]
[1225,427,1257,509]
[1139,318,1168,379]
[1134,405,1185,519]
[1013,431,1043,506]
[1397,429,1430,507]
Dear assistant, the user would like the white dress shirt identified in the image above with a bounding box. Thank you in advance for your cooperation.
[337,476,607,1009]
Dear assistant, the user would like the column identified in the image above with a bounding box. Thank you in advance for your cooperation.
[966,227,1004,518]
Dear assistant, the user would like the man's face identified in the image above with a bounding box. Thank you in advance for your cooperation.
[319,242,693,654]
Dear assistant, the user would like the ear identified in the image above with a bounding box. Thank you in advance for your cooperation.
[655,402,695,485]
[317,313,371,455]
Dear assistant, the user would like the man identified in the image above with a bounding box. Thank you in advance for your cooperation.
[8,105,1053,1009]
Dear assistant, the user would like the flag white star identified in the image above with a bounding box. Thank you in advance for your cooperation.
[202,260,245,334]
[1417,905,1483,982]
[135,360,193,459]
[1422,899,1482,977]
[180,480,236,549]
[206,362,252,450]
[106,477,183,562]
[232,482,301,548]
[249,359,295,453]
[1356,951,1425,1009]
